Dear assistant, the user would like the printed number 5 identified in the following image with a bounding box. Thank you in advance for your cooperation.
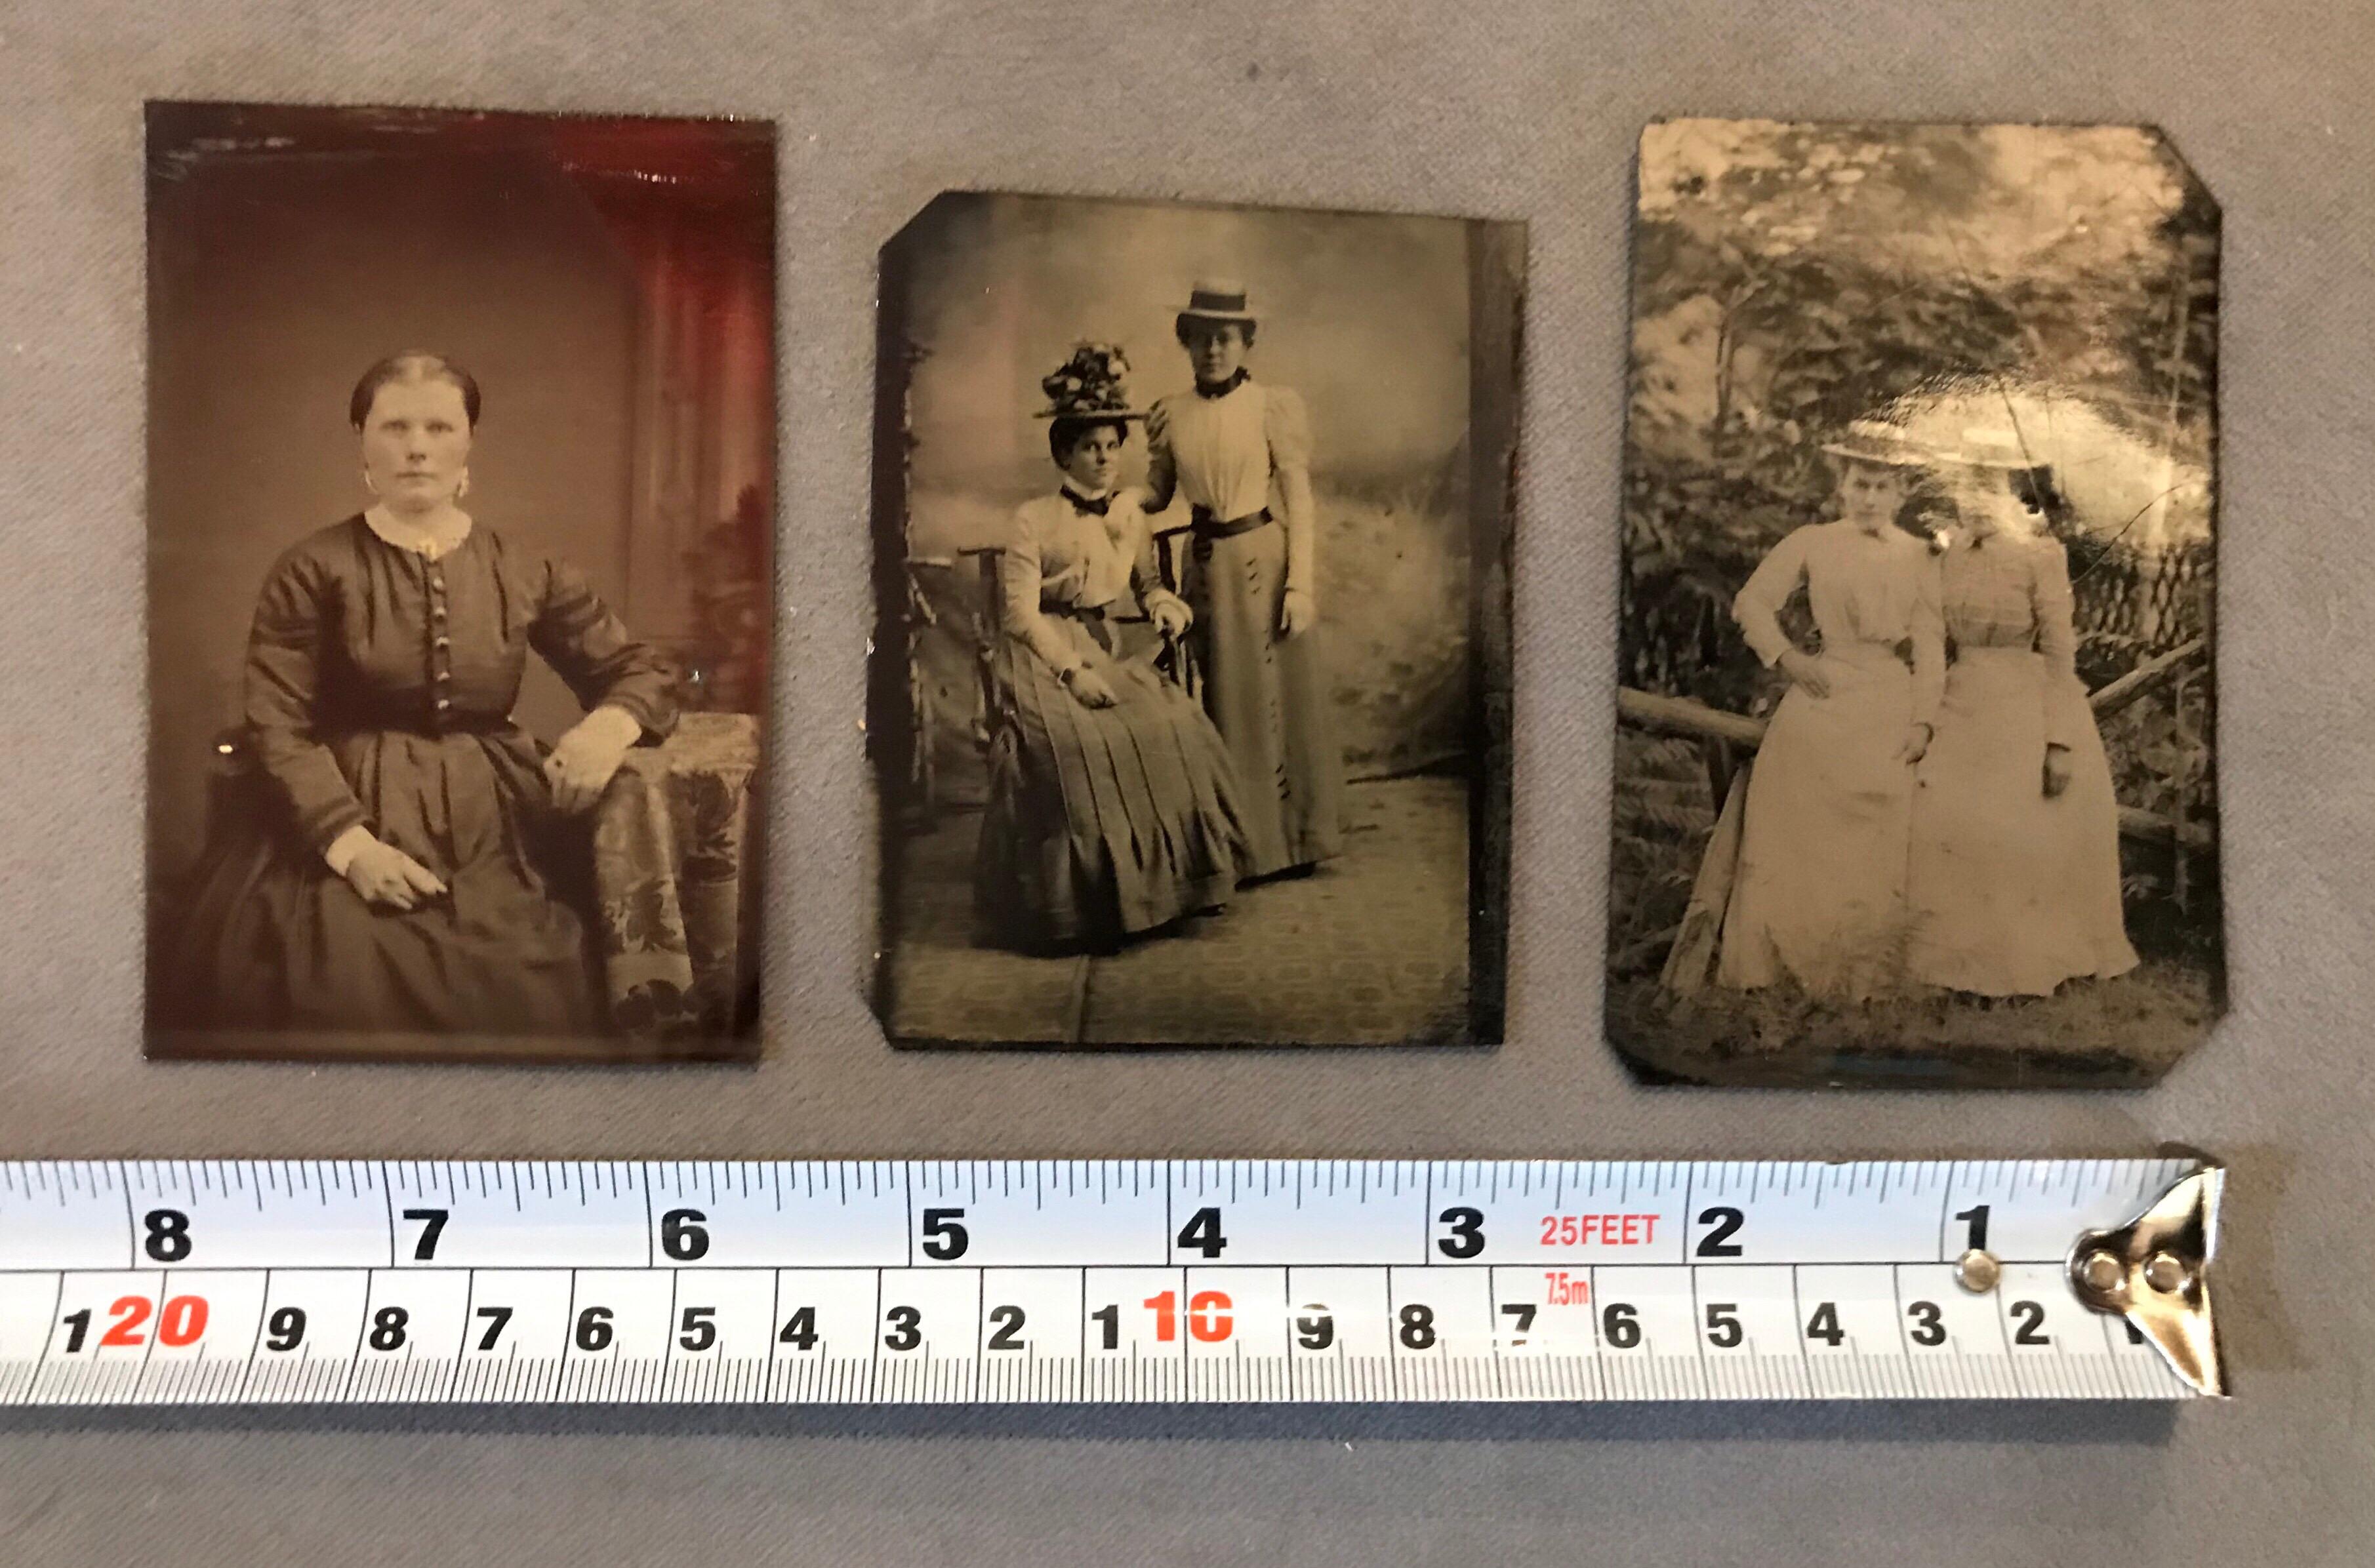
[920,1209,969,1261]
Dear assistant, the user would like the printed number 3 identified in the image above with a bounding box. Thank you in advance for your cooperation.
[1436,1207,1485,1259]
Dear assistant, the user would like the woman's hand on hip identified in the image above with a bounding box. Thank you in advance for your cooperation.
[1066,668,1118,709]
[338,834,448,912]
[1279,588,1316,637]
[1777,650,1831,698]
[1899,722,1934,765]
[546,706,641,813]
[2042,743,2073,798]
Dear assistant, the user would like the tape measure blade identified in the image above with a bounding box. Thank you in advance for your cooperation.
[0,1159,2218,1405]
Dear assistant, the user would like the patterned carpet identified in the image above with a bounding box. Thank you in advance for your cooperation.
[883,776,1471,1047]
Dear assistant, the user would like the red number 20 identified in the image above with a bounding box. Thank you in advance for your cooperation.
[96,1294,210,1348]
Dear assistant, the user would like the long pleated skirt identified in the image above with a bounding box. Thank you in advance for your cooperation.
[973,620,1251,951]
[160,727,604,1037]
[1907,649,2140,995]
[1179,520,1345,879]
[1717,643,1920,1000]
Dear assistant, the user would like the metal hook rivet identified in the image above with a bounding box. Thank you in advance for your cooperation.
[2078,1249,2126,1293]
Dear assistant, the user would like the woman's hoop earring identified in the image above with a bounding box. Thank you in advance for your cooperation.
[455,470,470,501]
[361,468,378,496]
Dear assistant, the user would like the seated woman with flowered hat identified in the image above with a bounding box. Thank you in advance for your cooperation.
[973,344,1251,951]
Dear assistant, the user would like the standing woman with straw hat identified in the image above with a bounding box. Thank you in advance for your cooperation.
[973,344,1251,952]
[1905,430,2139,995]
[1716,419,1945,999]
[1143,280,1345,880]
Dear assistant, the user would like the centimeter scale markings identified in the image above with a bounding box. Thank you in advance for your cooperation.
[0,1159,2199,1406]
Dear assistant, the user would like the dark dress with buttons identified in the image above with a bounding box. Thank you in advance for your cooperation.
[159,515,678,1036]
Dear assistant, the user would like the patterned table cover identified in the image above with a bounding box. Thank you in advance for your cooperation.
[590,711,761,1041]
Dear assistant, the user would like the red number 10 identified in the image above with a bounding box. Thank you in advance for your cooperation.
[1143,1289,1233,1343]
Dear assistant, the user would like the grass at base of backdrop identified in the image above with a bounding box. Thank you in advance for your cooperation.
[1605,961,2212,1088]
[1604,727,2218,1085]
[1310,468,1471,780]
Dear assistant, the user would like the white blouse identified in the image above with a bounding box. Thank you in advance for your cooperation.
[1145,379,1316,596]
[997,486,1185,675]
[1734,520,1945,726]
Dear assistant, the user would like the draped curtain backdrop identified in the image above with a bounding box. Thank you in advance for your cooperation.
[145,104,775,881]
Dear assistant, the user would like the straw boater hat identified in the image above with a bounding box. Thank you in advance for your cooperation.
[1032,342,1146,422]
[1818,418,1931,468]
[1175,277,1258,330]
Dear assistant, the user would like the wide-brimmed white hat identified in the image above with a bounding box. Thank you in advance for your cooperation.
[1935,426,2039,470]
[1175,277,1259,327]
[1818,418,1930,468]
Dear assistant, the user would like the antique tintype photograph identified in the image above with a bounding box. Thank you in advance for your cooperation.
[144,102,775,1062]
[872,193,1519,1046]
[1609,120,2221,1087]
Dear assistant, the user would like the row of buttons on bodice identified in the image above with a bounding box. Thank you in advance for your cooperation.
[426,559,453,729]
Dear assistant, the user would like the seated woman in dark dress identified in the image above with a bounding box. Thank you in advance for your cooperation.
[973,345,1251,951]
[160,352,678,1037]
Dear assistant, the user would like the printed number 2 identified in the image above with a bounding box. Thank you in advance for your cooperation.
[1694,1207,1745,1258]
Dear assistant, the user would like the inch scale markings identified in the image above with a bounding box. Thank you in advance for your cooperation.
[0,1159,2212,1405]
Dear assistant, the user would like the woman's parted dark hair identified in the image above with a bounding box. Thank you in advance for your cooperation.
[1048,415,1131,465]
[349,352,481,430]
[1173,317,1257,350]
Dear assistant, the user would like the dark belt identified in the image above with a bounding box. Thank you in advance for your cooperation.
[1188,506,1272,541]
[1039,599,1119,653]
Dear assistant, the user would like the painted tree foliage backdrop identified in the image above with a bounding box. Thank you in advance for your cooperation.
[1612,121,2221,1056]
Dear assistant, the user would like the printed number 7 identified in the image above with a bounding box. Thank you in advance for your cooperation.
[403,1208,449,1261]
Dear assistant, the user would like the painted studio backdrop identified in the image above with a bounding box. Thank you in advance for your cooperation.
[144,102,775,1060]
[874,192,1519,1048]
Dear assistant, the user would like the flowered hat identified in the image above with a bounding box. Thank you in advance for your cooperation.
[1032,342,1147,421]
[1175,277,1258,327]
[1818,417,1930,468]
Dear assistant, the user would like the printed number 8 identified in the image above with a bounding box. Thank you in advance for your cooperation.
[368,1306,409,1352]
[143,1209,192,1263]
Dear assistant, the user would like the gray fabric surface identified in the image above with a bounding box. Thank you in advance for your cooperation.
[0,1,2368,1562]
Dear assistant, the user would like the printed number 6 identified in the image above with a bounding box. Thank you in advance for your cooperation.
[660,1208,710,1262]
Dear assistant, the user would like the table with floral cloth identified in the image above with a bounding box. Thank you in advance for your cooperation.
[589,710,761,1043]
